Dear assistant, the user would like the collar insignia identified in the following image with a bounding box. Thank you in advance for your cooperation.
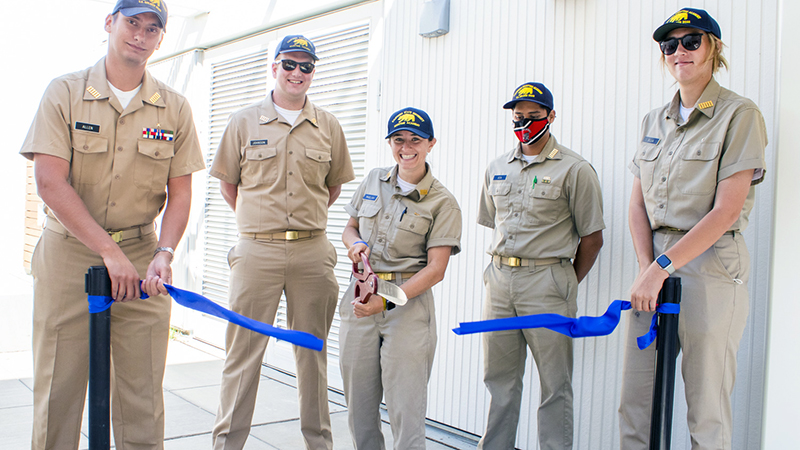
[149,92,161,103]
[698,100,714,109]
[86,86,101,99]
[547,148,559,159]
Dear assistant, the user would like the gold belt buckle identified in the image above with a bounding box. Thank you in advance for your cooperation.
[376,273,393,281]
[110,230,123,243]
[285,231,300,240]
[507,257,522,267]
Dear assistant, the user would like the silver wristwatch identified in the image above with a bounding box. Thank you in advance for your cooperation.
[154,246,175,262]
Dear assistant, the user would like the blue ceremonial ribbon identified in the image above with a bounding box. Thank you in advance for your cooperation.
[452,300,680,350]
[88,295,114,313]
[636,303,680,350]
[87,284,324,351]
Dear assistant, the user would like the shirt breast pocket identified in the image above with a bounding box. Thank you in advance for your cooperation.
[637,142,662,193]
[135,139,175,191]
[241,146,278,187]
[489,181,512,215]
[71,132,109,185]
[357,202,382,243]
[301,148,332,185]
[389,213,432,259]
[677,143,720,195]
[527,185,563,225]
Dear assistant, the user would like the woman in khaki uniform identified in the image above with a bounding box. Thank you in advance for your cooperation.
[619,8,768,449]
[339,108,462,450]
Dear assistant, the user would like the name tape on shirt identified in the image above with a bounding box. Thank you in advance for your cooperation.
[493,175,507,181]
[642,136,660,145]
[75,122,100,133]
[363,194,378,201]
[142,128,174,141]
[250,139,268,146]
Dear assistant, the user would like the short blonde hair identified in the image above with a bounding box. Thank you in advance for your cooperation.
[706,33,729,74]
[660,32,728,74]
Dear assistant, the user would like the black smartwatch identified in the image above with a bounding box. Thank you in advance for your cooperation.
[655,253,675,275]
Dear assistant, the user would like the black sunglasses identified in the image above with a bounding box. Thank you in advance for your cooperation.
[659,33,704,55]
[277,59,315,74]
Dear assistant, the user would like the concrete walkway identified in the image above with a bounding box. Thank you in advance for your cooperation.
[0,338,479,449]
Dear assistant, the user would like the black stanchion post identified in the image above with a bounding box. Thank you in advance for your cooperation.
[648,277,682,450]
[86,266,112,450]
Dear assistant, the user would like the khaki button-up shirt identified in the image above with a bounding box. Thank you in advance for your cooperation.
[478,136,605,260]
[210,94,355,233]
[20,58,205,230]
[346,165,462,273]
[629,78,768,231]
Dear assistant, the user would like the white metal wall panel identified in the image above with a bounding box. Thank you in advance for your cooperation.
[376,1,777,448]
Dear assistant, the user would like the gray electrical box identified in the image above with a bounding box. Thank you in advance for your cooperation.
[419,0,450,38]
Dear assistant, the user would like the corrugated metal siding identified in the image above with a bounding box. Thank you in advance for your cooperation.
[377,1,777,448]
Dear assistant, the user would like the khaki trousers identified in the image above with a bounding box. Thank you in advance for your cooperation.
[478,259,578,450]
[619,231,750,450]
[31,227,171,450]
[212,235,338,450]
[338,276,437,450]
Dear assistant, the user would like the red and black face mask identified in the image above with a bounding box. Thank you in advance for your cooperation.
[513,117,549,145]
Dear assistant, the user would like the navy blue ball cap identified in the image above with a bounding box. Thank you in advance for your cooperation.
[275,35,319,61]
[653,8,721,42]
[112,0,168,29]
[503,82,554,111]
[386,108,434,140]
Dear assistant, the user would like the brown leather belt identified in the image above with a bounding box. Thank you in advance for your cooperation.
[492,255,563,268]
[374,272,418,281]
[240,230,326,241]
[45,217,155,242]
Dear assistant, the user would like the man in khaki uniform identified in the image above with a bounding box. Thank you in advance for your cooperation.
[210,35,354,450]
[19,1,205,449]
[477,83,604,450]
